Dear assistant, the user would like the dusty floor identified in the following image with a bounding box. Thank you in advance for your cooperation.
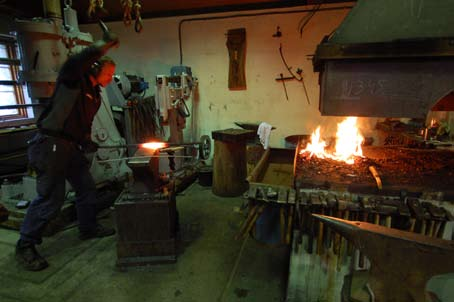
[0,182,289,302]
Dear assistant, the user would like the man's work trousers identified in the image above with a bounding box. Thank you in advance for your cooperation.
[20,133,98,245]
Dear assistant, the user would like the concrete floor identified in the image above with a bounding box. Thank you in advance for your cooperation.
[0,182,289,302]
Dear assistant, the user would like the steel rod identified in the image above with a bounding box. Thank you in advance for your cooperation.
[96,155,194,163]
[98,141,204,149]
[0,103,46,110]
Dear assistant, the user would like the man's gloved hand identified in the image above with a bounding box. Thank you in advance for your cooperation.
[82,140,99,153]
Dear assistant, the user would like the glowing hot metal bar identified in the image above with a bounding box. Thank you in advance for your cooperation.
[96,154,194,163]
[98,143,183,149]
[98,135,212,160]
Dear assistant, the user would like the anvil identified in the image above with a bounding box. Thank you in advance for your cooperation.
[312,214,454,302]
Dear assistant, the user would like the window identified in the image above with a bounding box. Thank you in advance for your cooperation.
[0,35,33,127]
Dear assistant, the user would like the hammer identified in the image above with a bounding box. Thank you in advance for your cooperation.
[99,19,109,34]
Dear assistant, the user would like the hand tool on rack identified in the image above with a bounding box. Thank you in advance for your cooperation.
[407,197,425,233]
[308,192,324,254]
[324,193,337,250]
[235,204,259,240]
[235,203,266,240]
[441,208,454,240]
[294,190,309,253]
[285,205,294,244]
[421,202,447,238]
[375,197,401,228]
[336,195,361,270]
[359,195,372,222]
[315,193,327,255]
[357,195,373,269]
[408,198,432,235]
[312,214,454,302]
[280,205,286,244]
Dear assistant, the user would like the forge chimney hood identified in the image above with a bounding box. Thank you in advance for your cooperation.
[313,0,454,118]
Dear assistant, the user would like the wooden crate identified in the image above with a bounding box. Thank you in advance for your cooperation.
[244,148,297,245]
[247,147,296,189]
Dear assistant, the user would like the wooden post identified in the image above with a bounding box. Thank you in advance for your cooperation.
[211,129,255,197]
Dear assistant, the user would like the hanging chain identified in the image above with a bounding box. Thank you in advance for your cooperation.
[88,0,106,18]
[134,0,143,33]
[121,0,133,26]
[88,0,96,18]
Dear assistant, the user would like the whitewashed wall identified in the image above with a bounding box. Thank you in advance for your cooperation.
[81,2,380,150]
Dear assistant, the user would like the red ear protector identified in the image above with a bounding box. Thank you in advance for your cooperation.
[90,61,101,76]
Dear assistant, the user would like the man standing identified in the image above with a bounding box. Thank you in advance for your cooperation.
[15,29,119,271]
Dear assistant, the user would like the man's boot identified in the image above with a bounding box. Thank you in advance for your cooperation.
[15,240,49,271]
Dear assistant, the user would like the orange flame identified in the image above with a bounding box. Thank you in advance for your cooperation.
[300,117,364,164]
[140,142,168,150]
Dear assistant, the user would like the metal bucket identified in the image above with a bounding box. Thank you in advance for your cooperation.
[198,166,213,187]
[284,134,310,149]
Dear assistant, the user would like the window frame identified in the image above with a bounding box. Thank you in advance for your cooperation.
[0,34,35,128]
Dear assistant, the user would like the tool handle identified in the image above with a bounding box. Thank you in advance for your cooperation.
[369,166,383,190]
[98,19,109,34]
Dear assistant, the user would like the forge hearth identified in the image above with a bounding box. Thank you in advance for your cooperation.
[295,146,454,198]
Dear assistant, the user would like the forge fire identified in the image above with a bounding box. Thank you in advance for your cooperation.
[300,117,364,165]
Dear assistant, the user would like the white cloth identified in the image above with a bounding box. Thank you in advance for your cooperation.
[257,122,272,149]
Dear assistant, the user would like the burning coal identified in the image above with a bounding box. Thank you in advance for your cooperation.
[300,117,364,164]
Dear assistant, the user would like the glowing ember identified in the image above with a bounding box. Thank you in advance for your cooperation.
[141,142,168,150]
[300,117,364,164]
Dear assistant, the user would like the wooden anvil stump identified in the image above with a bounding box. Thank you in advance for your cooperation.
[211,129,256,197]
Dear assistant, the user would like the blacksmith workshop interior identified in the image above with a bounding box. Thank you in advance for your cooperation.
[0,0,453,301]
